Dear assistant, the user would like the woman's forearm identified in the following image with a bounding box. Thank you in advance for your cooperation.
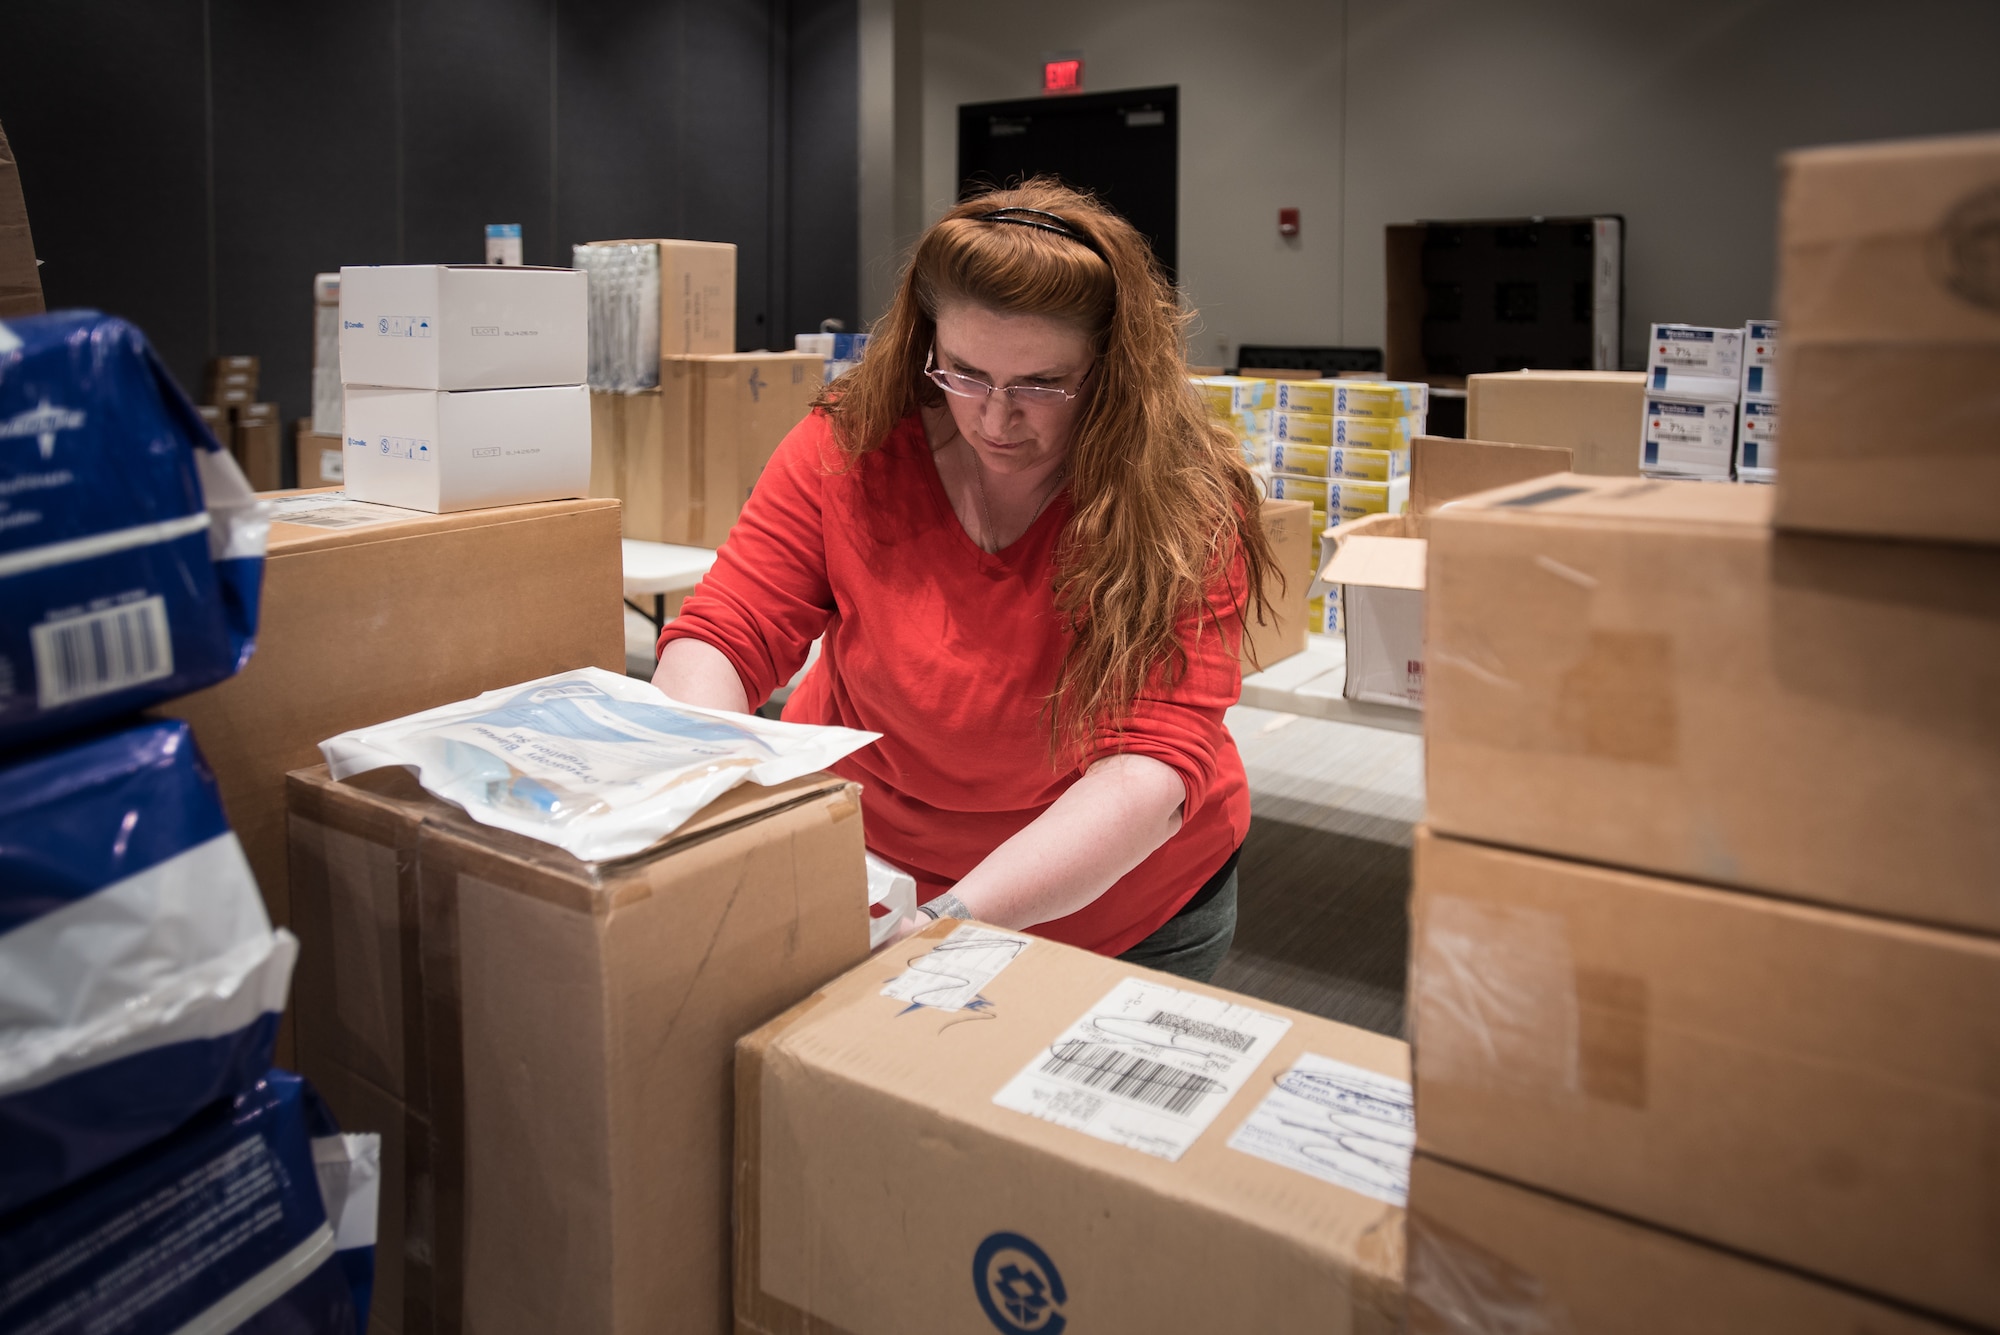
[942,753,1186,930]
[651,637,752,714]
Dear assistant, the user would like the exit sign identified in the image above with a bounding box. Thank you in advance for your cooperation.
[1042,51,1083,94]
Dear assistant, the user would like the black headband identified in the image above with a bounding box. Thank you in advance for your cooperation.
[975,207,1107,260]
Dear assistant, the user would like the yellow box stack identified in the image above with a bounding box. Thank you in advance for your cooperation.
[1404,132,2000,1332]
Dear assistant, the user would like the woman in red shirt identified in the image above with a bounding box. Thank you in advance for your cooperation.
[654,180,1276,980]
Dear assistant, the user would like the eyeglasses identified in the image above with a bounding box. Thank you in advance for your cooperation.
[925,348,1089,406]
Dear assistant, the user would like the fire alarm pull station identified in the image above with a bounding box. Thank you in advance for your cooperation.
[1279,208,1300,238]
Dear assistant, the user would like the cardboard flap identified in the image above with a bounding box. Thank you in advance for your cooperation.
[1324,533,1427,591]
[1412,436,1574,513]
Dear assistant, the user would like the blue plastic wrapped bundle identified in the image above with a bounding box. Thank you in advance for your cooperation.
[0,311,268,751]
[0,718,296,1215]
[0,1070,379,1335]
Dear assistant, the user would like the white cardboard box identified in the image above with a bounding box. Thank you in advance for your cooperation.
[1741,319,1780,399]
[1643,394,1736,478]
[1646,323,1745,400]
[1739,396,1779,481]
[340,264,587,390]
[342,384,590,513]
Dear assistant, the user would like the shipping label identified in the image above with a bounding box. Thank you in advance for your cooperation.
[993,977,1292,1161]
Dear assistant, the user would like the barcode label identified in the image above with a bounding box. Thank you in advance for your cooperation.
[994,976,1292,1161]
[32,596,174,707]
[1143,1011,1255,1053]
[1041,1041,1224,1115]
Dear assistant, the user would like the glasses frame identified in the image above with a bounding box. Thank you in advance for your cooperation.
[924,348,1091,407]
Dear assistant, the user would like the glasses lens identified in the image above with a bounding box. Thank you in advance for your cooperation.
[1009,385,1072,403]
[934,369,988,398]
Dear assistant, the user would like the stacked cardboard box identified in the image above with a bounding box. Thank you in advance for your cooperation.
[313,271,341,434]
[293,415,344,487]
[737,922,1412,1334]
[1464,369,1647,476]
[1737,319,1780,482]
[1640,322,1743,479]
[289,763,870,1335]
[339,264,590,513]
[1409,137,2000,1326]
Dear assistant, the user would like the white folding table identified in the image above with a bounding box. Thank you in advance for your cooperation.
[622,539,718,631]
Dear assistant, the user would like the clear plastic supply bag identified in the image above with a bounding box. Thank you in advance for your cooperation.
[320,667,879,862]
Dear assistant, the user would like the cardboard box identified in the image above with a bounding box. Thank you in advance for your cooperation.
[231,401,283,491]
[1464,370,1646,476]
[1641,393,1735,478]
[590,352,822,548]
[737,920,1411,1335]
[1644,323,1744,399]
[315,274,343,435]
[205,358,260,402]
[1406,1157,1962,1335]
[209,383,254,408]
[1741,319,1780,398]
[157,492,623,933]
[1775,132,2000,545]
[343,384,590,513]
[1270,441,1410,482]
[1423,472,2000,933]
[1275,377,1426,419]
[579,238,735,357]
[196,402,226,440]
[290,764,870,1335]
[339,264,587,391]
[1190,374,1276,416]
[1271,412,1416,455]
[0,119,44,318]
[294,418,344,487]
[1738,395,1778,480]
[1267,473,1411,522]
[1409,829,2000,1327]
[1240,498,1312,673]
[1320,438,1573,714]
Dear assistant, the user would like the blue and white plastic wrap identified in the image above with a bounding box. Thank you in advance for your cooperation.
[0,718,297,1215]
[0,1070,379,1335]
[0,310,269,750]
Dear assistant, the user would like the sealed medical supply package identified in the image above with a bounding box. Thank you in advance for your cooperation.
[0,718,295,1215]
[0,310,268,750]
[319,666,879,861]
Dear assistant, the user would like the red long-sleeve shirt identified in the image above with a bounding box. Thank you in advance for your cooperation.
[659,409,1249,956]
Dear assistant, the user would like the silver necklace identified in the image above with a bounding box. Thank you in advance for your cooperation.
[965,438,1061,553]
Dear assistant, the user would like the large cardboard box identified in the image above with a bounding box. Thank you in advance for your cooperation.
[294,417,344,487]
[590,352,821,548]
[0,119,43,318]
[1775,132,2000,545]
[339,264,587,391]
[157,491,623,932]
[1240,498,1312,673]
[1406,1157,1962,1335]
[231,400,283,491]
[1409,829,2000,1327]
[579,238,736,357]
[1317,437,1571,711]
[1464,370,1645,476]
[290,764,870,1335]
[738,921,1412,1335]
[1423,472,2000,933]
[343,384,590,512]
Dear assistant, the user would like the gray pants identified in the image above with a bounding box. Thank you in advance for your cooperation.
[1116,871,1238,983]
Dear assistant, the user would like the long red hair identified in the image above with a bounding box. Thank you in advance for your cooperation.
[818,179,1275,758]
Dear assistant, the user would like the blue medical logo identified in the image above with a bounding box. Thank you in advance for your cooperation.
[973,1231,1067,1334]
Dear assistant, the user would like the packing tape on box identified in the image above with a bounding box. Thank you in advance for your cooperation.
[1414,892,1651,1111]
[1405,1209,1573,1335]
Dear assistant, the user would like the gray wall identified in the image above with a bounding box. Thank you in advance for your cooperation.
[0,0,860,448]
[920,0,2000,366]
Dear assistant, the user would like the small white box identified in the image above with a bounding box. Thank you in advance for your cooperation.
[1646,324,1745,401]
[1741,319,1779,399]
[1738,396,1779,482]
[340,264,587,390]
[1642,395,1736,478]
[342,384,590,513]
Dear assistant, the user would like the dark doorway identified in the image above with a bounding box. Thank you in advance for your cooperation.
[956,86,1178,279]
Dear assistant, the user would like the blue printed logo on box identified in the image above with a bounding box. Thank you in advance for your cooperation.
[973,1232,1067,1334]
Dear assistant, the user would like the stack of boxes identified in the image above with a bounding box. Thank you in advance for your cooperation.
[338,263,591,513]
[1640,319,1782,482]
[579,238,823,548]
[194,352,286,490]
[296,271,346,488]
[1403,131,2000,1332]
